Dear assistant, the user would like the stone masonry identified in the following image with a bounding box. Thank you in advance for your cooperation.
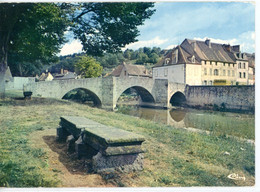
[24,76,184,110]
[185,85,255,112]
[24,76,254,112]
[57,116,145,173]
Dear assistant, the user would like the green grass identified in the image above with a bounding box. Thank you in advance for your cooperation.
[0,120,59,187]
[0,93,255,187]
[184,110,255,139]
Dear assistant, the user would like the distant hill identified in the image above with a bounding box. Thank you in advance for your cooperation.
[46,47,165,76]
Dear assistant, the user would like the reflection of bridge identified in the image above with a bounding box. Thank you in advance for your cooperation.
[24,76,186,110]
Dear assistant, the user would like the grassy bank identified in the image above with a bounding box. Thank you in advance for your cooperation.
[0,92,255,187]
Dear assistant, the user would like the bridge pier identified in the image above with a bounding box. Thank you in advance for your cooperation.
[101,77,117,110]
[23,76,186,111]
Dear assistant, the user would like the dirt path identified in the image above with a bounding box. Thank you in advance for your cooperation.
[29,128,115,187]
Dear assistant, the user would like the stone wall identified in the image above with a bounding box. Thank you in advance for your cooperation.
[102,76,115,110]
[185,85,255,112]
[24,78,103,100]
[6,77,35,90]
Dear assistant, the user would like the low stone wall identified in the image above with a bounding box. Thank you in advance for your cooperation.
[57,116,145,173]
[5,77,35,90]
[185,85,255,112]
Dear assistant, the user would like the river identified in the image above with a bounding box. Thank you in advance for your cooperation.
[116,105,255,140]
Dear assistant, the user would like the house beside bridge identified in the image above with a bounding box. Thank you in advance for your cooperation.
[153,38,255,86]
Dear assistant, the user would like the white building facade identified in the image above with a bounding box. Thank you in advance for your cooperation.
[153,39,254,86]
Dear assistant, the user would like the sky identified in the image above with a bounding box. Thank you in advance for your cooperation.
[59,1,255,56]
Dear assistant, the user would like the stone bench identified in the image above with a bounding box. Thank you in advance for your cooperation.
[56,116,145,173]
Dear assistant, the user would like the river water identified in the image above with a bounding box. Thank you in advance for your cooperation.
[116,105,255,140]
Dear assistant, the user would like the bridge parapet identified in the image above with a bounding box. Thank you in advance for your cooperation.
[24,76,186,110]
[24,78,103,100]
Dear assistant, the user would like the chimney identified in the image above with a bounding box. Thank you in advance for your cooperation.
[224,44,231,52]
[232,45,240,52]
[173,47,179,63]
[191,42,196,51]
[61,68,64,74]
[205,39,211,48]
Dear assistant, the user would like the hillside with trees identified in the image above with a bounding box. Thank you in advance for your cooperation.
[47,47,165,76]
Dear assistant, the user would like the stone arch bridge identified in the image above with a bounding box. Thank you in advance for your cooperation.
[24,76,186,110]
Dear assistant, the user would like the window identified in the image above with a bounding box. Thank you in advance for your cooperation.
[239,72,242,78]
[223,70,226,76]
[192,55,195,63]
[204,80,207,85]
[228,63,230,67]
[239,62,241,69]
[243,72,246,78]
[209,81,213,85]
[164,58,170,65]
[214,69,219,76]
[204,68,207,75]
[232,70,235,77]
[210,68,212,75]
[164,68,168,77]
[228,70,230,76]
[243,63,246,69]
[223,63,226,66]
[215,62,217,66]
[210,61,212,65]
[204,61,206,65]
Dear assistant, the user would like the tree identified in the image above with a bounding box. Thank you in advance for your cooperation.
[148,52,160,64]
[136,52,148,64]
[8,4,70,76]
[71,3,155,56]
[123,49,133,60]
[74,55,103,78]
[0,2,155,96]
[0,3,70,96]
[0,3,33,96]
[143,47,151,56]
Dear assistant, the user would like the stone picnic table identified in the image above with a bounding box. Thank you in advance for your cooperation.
[57,116,145,173]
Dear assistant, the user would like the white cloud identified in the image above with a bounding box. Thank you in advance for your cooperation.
[123,36,168,50]
[59,39,83,56]
[194,31,255,53]
[193,37,237,45]
[165,44,178,50]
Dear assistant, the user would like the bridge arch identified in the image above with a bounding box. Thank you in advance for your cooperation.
[115,86,155,106]
[62,87,102,107]
[169,91,186,107]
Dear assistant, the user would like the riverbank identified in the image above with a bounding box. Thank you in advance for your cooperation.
[0,92,255,187]
[116,104,255,140]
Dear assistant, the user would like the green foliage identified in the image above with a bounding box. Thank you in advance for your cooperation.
[74,55,103,78]
[1,3,70,76]
[49,53,83,73]
[1,2,155,77]
[72,3,155,56]
[95,53,125,69]
[48,46,163,77]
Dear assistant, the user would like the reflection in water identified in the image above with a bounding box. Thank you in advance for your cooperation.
[169,109,186,122]
[116,105,255,140]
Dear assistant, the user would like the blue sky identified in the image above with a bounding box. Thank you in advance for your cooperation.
[60,1,255,55]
